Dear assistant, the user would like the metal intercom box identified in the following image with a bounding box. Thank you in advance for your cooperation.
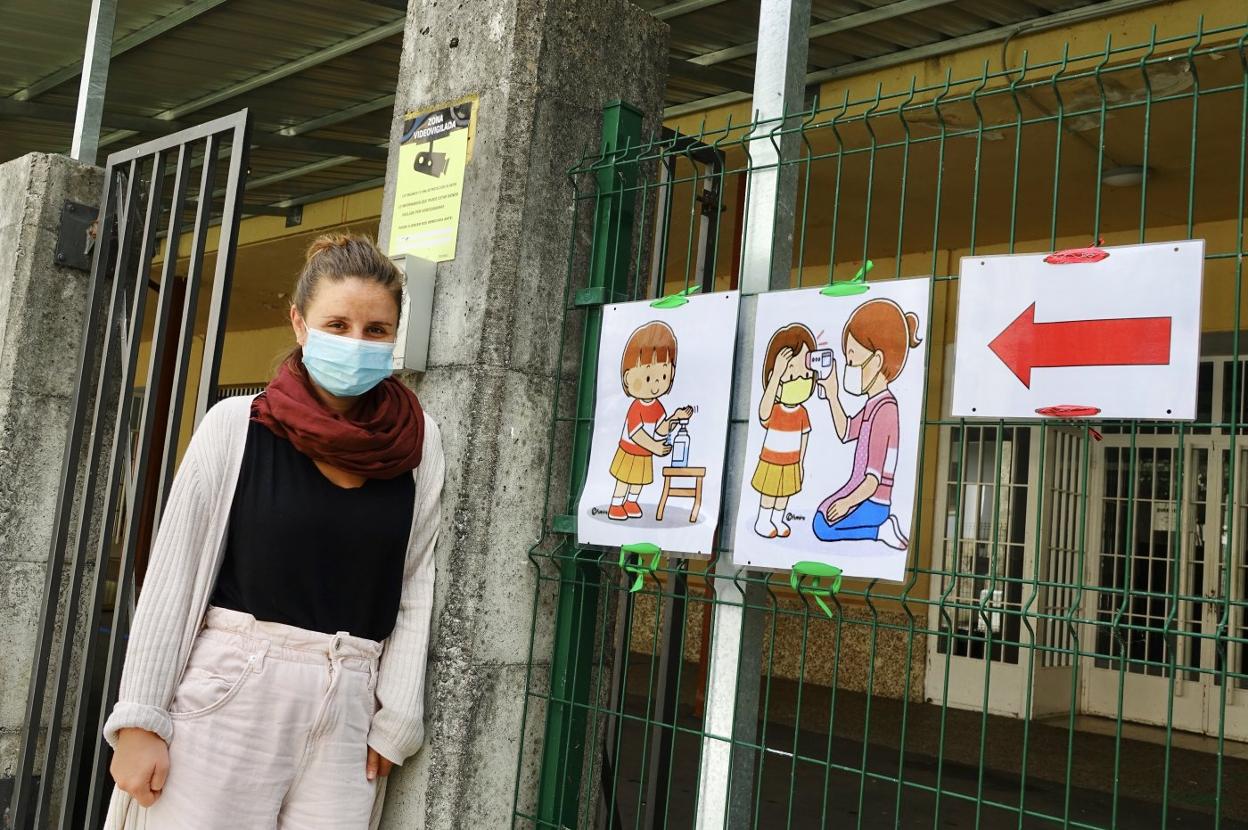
[390,254,436,373]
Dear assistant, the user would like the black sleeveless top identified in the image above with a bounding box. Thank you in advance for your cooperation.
[209,420,416,641]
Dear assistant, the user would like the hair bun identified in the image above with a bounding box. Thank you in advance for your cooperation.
[291,232,403,325]
[305,233,353,263]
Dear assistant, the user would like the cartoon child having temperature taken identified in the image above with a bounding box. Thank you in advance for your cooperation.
[608,321,694,521]
[813,298,921,550]
[750,324,817,538]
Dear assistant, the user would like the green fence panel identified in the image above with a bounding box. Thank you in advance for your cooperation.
[515,17,1248,830]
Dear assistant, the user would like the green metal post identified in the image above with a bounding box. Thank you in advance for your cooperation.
[536,100,644,828]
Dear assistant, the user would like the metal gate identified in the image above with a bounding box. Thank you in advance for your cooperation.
[7,109,250,829]
[515,18,1248,830]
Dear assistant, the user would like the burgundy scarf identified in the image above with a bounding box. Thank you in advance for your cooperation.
[251,356,424,479]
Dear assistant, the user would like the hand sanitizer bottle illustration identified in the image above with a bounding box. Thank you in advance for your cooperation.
[669,420,691,467]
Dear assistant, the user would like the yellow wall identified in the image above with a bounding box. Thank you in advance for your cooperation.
[134,325,292,457]
[159,188,385,262]
[664,0,1247,137]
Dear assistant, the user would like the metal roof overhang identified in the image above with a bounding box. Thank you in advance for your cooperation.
[0,0,1160,219]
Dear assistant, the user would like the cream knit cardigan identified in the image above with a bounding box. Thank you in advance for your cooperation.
[101,392,444,825]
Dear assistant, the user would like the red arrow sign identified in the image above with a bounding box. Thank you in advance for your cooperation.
[988,303,1171,388]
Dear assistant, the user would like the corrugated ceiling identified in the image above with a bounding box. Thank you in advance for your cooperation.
[0,0,1120,215]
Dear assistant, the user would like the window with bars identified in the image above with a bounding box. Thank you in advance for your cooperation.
[932,358,1248,695]
[935,424,1031,665]
[1039,428,1085,669]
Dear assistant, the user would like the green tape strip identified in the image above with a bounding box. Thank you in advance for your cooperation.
[820,260,873,297]
[790,561,843,618]
[619,543,661,592]
[650,285,701,309]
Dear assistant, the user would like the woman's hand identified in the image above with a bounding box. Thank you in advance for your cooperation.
[110,727,169,807]
[825,498,854,524]
[367,747,395,781]
[818,369,838,400]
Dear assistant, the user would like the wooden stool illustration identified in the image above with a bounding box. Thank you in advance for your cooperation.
[657,466,706,523]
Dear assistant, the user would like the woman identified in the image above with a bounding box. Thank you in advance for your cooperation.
[103,233,444,829]
[813,298,918,550]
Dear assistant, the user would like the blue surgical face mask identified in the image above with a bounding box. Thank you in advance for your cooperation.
[301,326,395,398]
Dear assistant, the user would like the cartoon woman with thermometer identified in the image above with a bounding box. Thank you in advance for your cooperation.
[813,299,921,550]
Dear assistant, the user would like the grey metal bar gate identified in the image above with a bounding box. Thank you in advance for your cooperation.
[7,108,251,829]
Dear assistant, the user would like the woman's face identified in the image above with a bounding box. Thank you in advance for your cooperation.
[844,333,869,366]
[845,333,882,382]
[291,276,399,345]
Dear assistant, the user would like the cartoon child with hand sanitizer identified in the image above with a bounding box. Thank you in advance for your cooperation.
[608,321,694,521]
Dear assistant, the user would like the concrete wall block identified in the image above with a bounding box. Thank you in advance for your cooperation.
[0,151,104,820]
[0,559,95,732]
[0,562,50,728]
[386,4,666,380]
[419,154,504,368]
[398,662,538,830]
[383,0,545,371]
[0,725,78,828]
[0,392,79,564]
[8,154,103,238]
[533,0,667,106]
[0,731,17,786]
[543,379,578,521]
[0,219,22,351]
[0,156,99,395]
[392,0,527,113]
[408,364,560,665]
[0,159,101,396]
[497,100,579,378]
[381,0,668,824]
[509,682,547,824]
[0,730,19,822]
[0,154,35,222]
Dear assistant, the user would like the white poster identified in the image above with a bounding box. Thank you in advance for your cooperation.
[729,278,931,580]
[951,240,1204,420]
[577,291,740,556]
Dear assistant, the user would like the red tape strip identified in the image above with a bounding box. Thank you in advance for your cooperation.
[1035,406,1103,441]
[1043,246,1109,264]
[1035,405,1101,418]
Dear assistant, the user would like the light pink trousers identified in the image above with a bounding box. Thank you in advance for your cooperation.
[106,605,387,829]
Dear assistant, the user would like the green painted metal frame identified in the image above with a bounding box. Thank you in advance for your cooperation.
[534,100,646,828]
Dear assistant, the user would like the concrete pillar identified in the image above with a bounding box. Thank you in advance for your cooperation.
[0,153,104,822]
[378,1,667,826]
